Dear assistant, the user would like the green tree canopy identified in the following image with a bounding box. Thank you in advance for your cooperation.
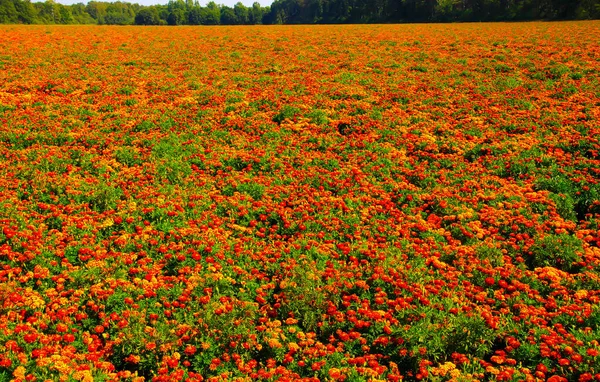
[135,6,159,24]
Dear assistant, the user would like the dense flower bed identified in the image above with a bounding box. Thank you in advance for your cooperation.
[1,22,600,381]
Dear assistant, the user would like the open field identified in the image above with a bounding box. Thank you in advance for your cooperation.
[1,22,600,381]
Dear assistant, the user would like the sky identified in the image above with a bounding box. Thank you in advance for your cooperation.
[34,0,272,7]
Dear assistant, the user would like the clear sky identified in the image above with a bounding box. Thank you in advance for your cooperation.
[37,0,272,7]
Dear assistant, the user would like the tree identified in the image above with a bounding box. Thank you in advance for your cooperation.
[249,1,263,23]
[167,8,185,24]
[15,0,37,23]
[234,2,249,23]
[305,0,324,23]
[156,5,169,23]
[167,0,186,11]
[33,0,58,23]
[101,2,135,24]
[86,1,108,21]
[220,5,236,23]
[201,1,220,24]
[167,0,186,23]
[187,5,201,23]
[0,0,19,23]
[135,7,159,24]
[57,3,74,23]
[265,0,287,23]
[0,0,596,26]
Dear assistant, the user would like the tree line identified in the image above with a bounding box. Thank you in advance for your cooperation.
[0,0,597,25]
[0,0,270,25]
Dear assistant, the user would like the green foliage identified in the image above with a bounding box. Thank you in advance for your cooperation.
[0,0,19,23]
[273,105,300,124]
[237,181,265,200]
[135,7,160,25]
[114,147,142,167]
[548,192,577,221]
[89,182,124,212]
[529,234,584,272]
[0,0,596,26]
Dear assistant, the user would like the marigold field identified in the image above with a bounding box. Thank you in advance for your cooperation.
[1,22,600,382]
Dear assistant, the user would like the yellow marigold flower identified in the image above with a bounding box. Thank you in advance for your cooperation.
[449,369,461,378]
[100,218,114,228]
[13,366,26,380]
[268,338,282,348]
[74,370,94,382]
[575,289,588,299]
[120,371,132,378]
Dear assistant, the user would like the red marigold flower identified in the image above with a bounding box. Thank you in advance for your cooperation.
[23,333,37,343]
[547,376,567,382]
[329,368,342,379]
[558,358,570,366]
[63,333,75,343]
[184,345,197,356]
[536,364,548,373]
